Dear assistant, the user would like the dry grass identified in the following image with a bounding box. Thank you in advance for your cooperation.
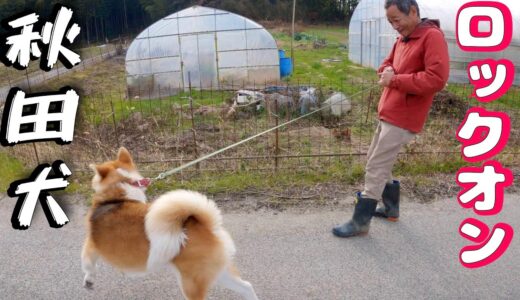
[3,25,519,200]
[0,44,118,87]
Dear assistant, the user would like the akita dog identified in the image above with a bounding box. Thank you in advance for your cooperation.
[81,147,258,300]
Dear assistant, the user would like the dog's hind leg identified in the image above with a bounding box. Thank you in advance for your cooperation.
[81,238,99,289]
[216,264,258,300]
[178,273,211,300]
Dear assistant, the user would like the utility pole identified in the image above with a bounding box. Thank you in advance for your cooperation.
[123,0,129,30]
[291,0,296,73]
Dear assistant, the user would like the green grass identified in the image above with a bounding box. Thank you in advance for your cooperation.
[31,25,377,124]
[306,26,348,44]
[0,151,29,191]
[78,44,117,60]
[82,90,233,125]
[446,83,520,109]
[0,150,88,196]
[394,155,467,176]
[30,55,127,96]
[311,62,322,70]
[271,25,378,85]
[290,43,376,84]
[17,25,484,198]
[0,44,118,87]
[147,159,365,196]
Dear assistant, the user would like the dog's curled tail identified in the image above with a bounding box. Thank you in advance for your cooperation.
[144,189,225,271]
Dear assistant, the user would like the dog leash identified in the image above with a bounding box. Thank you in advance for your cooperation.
[150,85,380,183]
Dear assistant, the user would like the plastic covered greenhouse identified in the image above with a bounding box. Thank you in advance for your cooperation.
[349,0,520,85]
[126,5,280,99]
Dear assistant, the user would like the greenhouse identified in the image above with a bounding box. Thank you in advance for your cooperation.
[126,5,280,99]
[349,0,520,84]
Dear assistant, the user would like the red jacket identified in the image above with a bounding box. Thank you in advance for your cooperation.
[378,19,450,133]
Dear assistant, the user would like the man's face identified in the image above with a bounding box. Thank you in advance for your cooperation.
[386,4,419,37]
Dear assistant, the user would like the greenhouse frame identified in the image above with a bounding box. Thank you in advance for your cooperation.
[348,0,520,85]
[126,5,280,99]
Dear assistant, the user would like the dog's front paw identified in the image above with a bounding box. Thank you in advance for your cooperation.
[83,280,94,289]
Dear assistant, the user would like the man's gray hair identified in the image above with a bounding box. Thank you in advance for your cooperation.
[385,0,420,17]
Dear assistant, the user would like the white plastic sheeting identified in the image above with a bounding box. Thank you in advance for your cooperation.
[349,0,520,84]
[126,6,280,99]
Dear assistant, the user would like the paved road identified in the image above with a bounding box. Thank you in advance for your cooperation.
[0,193,519,299]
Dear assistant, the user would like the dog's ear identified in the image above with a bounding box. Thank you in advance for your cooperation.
[117,147,133,165]
[90,164,111,179]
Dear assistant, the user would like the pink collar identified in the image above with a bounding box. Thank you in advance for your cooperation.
[130,178,151,188]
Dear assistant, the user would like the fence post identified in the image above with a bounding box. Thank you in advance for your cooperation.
[32,143,40,165]
[7,67,12,88]
[188,72,200,171]
[275,95,279,171]
[110,97,120,148]
[365,82,373,124]
[24,69,32,93]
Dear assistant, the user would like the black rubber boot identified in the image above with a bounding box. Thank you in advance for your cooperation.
[373,180,400,221]
[332,192,378,238]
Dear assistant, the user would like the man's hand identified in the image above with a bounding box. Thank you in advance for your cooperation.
[378,67,395,87]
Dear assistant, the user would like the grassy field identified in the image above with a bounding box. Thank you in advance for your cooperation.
[27,25,375,98]
[0,151,28,191]
[0,44,118,87]
[445,83,520,110]
[1,24,518,201]
[271,25,377,84]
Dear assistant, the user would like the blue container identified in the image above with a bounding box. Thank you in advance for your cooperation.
[278,49,285,58]
[280,57,292,78]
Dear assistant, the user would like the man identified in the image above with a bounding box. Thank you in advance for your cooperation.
[333,0,450,237]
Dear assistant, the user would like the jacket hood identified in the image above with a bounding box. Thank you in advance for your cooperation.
[406,18,442,40]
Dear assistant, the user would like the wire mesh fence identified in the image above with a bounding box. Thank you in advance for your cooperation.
[3,79,520,179]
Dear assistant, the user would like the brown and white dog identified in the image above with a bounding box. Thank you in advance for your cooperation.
[81,147,258,300]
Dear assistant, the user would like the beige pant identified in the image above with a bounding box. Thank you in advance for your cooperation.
[362,120,416,200]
